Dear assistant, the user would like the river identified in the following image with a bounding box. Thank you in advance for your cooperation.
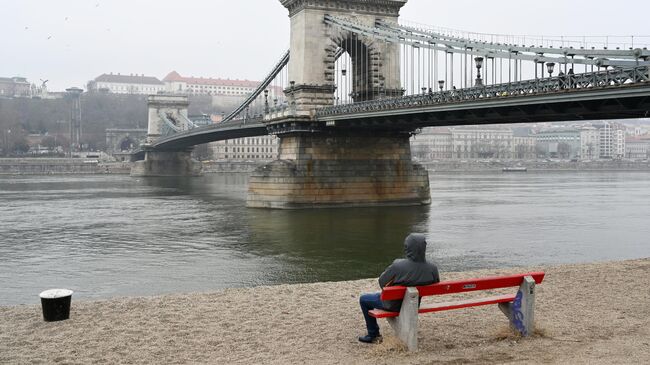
[1,171,649,305]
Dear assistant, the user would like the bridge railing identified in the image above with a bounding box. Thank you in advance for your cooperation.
[316,66,649,117]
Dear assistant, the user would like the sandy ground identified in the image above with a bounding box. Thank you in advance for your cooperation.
[1,259,649,364]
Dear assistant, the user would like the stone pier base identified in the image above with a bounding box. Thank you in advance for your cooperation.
[130,150,202,177]
[247,132,431,209]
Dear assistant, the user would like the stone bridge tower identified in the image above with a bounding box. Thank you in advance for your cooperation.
[131,95,201,177]
[282,0,406,115]
[247,0,431,208]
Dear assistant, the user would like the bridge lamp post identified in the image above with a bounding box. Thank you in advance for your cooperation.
[474,57,484,86]
[264,90,269,114]
[288,81,296,112]
[546,62,555,78]
[438,80,445,92]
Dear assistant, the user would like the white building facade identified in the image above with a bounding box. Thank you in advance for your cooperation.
[410,128,453,160]
[211,135,279,161]
[450,127,514,160]
[163,71,262,96]
[595,122,626,159]
[579,127,600,160]
[625,136,650,160]
[93,73,165,94]
[535,129,581,159]
[513,135,537,159]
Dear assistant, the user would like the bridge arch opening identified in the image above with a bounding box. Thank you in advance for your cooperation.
[329,32,383,104]
[119,136,135,151]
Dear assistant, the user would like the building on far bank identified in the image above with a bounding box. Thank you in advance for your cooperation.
[595,121,626,159]
[106,128,148,154]
[211,135,279,161]
[450,126,514,160]
[411,126,540,161]
[579,127,600,160]
[92,73,165,94]
[513,129,536,159]
[0,76,31,98]
[410,128,453,161]
[625,135,650,160]
[535,128,581,159]
[163,71,260,96]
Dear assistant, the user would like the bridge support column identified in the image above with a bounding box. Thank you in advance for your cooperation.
[130,150,201,177]
[247,131,430,209]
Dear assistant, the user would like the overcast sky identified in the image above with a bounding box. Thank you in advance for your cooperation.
[2,0,648,91]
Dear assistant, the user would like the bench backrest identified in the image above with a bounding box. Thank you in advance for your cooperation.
[380,272,545,301]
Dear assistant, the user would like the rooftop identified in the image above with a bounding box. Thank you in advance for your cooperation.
[95,73,164,85]
[163,71,260,88]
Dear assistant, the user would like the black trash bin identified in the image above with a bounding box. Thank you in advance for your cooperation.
[39,289,73,322]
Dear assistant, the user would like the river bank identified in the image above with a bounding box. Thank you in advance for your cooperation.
[421,159,650,172]
[0,158,131,175]
[1,258,648,364]
[2,158,649,175]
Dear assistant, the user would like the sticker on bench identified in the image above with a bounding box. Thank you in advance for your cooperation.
[463,284,477,289]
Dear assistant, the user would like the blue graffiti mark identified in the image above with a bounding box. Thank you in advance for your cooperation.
[511,290,528,336]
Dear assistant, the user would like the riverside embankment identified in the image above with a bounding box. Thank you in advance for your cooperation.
[421,159,650,172]
[2,158,650,175]
[1,259,648,364]
[0,158,131,175]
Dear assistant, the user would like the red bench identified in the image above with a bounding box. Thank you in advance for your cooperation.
[369,272,545,351]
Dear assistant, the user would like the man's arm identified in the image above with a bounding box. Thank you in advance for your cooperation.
[432,266,440,284]
[378,264,396,288]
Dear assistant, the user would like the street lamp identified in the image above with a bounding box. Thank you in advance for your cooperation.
[288,81,296,113]
[546,62,555,78]
[474,57,484,86]
[438,80,445,92]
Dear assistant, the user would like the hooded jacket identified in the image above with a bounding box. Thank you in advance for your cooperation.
[378,233,440,312]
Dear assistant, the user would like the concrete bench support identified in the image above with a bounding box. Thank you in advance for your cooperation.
[386,287,419,351]
[498,275,536,336]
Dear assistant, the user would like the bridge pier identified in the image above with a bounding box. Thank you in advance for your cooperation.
[130,150,201,177]
[247,0,427,208]
[247,131,430,209]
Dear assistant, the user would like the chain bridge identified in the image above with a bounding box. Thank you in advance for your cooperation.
[133,0,650,209]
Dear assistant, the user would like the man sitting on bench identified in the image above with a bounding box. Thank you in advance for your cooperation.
[358,233,440,344]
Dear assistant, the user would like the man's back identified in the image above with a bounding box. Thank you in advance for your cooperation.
[378,233,439,311]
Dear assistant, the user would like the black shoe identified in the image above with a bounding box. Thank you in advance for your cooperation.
[358,334,382,344]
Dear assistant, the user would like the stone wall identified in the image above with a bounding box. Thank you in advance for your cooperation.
[0,158,102,175]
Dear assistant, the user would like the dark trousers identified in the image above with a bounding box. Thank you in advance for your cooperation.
[359,292,384,337]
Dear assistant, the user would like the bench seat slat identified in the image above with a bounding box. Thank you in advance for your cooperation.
[369,294,516,319]
[381,272,545,301]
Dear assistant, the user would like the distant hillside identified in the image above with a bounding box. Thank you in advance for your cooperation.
[0,93,240,153]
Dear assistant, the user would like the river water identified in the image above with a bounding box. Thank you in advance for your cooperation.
[1,171,649,305]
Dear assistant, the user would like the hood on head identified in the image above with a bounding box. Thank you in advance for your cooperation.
[404,233,427,262]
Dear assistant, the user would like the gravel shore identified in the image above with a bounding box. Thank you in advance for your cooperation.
[1,258,649,364]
